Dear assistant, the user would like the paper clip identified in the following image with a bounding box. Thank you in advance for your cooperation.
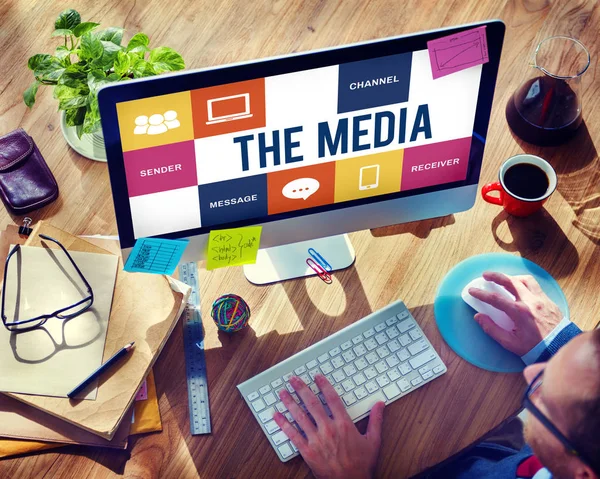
[308,248,332,272]
[306,258,332,284]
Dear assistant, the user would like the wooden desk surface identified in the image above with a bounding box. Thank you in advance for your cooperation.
[1,0,599,477]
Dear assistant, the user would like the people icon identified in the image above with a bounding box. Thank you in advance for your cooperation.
[133,111,181,135]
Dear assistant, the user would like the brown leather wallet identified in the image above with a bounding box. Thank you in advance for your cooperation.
[0,128,59,215]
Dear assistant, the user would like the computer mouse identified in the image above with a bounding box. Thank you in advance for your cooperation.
[461,277,516,331]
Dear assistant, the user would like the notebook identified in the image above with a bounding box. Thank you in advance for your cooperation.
[2,222,190,440]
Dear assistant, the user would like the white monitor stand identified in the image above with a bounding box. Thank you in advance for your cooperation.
[243,234,356,285]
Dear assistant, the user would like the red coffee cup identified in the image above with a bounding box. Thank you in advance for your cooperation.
[481,154,557,217]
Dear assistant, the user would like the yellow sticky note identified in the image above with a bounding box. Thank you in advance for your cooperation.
[206,226,262,270]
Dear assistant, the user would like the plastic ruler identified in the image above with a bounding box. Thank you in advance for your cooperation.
[178,262,211,435]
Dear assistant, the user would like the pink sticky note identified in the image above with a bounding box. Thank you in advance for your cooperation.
[427,26,489,79]
[135,380,148,401]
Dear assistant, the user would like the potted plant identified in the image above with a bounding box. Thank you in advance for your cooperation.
[23,9,185,161]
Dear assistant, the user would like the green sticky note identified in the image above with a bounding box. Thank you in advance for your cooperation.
[206,226,262,270]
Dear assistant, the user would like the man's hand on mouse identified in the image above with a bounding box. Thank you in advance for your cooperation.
[468,271,563,356]
[272,374,385,479]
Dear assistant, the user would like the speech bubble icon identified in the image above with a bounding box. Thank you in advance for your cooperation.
[282,177,320,200]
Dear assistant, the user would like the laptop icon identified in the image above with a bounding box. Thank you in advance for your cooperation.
[206,93,253,125]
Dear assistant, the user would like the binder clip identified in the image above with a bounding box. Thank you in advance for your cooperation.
[18,217,33,237]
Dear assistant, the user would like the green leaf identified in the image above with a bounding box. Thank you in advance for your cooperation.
[72,22,99,38]
[58,64,88,89]
[54,9,81,30]
[94,40,122,69]
[54,84,86,102]
[97,27,124,45]
[106,73,121,82]
[87,70,108,95]
[33,56,64,82]
[80,32,104,60]
[131,59,156,78]
[148,46,185,73]
[65,106,86,126]
[126,32,149,52]
[51,29,73,37]
[27,53,52,71]
[55,45,71,60]
[82,95,101,135]
[23,81,41,108]
[59,95,88,110]
[113,50,130,77]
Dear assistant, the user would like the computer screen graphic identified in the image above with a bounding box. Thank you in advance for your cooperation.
[110,36,489,245]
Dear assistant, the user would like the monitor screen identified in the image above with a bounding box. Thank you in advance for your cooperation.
[100,21,504,250]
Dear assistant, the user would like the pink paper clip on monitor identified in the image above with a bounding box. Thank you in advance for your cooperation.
[99,20,505,284]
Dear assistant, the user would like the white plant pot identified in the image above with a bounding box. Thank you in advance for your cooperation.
[60,111,107,162]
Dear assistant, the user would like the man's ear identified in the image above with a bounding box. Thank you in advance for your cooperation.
[574,464,597,479]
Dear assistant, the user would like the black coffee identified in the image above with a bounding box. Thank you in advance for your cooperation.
[504,163,549,199]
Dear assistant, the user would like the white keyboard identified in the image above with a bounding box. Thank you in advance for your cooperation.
[237,300,447,462]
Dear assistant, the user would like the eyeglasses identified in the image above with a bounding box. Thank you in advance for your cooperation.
[1,234,94,333]
[523,369,595,471]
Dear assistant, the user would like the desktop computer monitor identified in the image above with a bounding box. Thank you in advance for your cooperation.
[99,20,505,283]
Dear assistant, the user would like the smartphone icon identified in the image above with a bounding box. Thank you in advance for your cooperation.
[359,165,380,190]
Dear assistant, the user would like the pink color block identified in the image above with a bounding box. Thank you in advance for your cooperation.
[124,141,197,197]
[402,137,472,191]
[135,380,148,401]
[428,26,489,79]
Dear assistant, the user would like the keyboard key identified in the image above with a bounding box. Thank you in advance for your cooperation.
[276,387,286,397]
[283,372,293,381]
[286,383,295,393]
[386,355,400,368]
[397,311,409,320]
[259,407,276,423]
[285,412,293,422]
[334,384,344,396]
[386,316,398,326]
[388,339,401,353]
[346,390,386,419]
[375,322,387,332]
[363,328,376,339]
[332,356,345,369]
[276,402,287,413]
[409,349,437,369]
[352,335,364,345]
[398,378,411,392]
[271,378,284,389]
[375,361,389,374]
[265,420,281,434]
[353,344,367,356]
[309,369,320,381]
[294,365,307,375]
[248,391,259,402]
[399,363,412,375]
[355,386,368,400]
[411,377,424,387]
[365,338,378,351]
[342,379,356,392]
[343,392,357,406]
[419,365,432,374]
[306,359,318,370]
[318,354,329,364]
[278,443,294,459]
[300,374,312,385]
[376,345,391,358]
[341,341,353,351]
[397,319,415,333]
[343,364,357,376]
[383,383,401,400]
[259,385,271,395]
[290,442,298,453]
[399,334,411,346]
[354,357,368,370]
[386,327,400,339]
[376,375,390,387]
[397,349,410,362]
[433,365,445,374]
[410,329,423,340]
[408,339,429,356]
[309,383,320,394]
[365,381,379,393]
[353,372,367,386]
[332,370,346,383]
[422,371,434,380]
[272,430,289,446]
[366,352,379,364]
[342,350,356,362]
[375,333,388,345]
[320,361,334,375]
[387,368,401,382]
[252,398,266,412]
[364,366,378,379]
[329,347,341,357]
[326,374,335,385]
[264,393,277,406]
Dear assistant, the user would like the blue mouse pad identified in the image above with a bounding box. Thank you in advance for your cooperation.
[434,253,569,373]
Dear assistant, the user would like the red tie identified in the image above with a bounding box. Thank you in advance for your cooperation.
[517,455,544,478]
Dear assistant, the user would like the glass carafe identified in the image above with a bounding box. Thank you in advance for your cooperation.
[505,36,590,146]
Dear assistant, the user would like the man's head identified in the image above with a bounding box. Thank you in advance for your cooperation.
[523,330,600,479]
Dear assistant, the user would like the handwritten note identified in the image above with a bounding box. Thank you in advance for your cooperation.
[206,226,262,270]
[427,26,489,79]
[124,238,189,275]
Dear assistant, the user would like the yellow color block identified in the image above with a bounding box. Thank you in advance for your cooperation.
[334,149,404,203]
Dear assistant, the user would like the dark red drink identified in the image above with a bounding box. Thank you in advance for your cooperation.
[505,75,582,146]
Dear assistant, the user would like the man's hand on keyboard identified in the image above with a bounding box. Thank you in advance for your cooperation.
[468,271,563,356]
[273,374,385,479]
